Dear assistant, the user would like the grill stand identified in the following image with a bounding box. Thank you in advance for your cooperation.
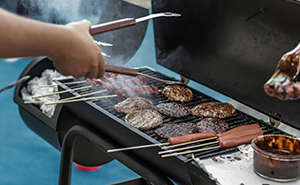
[58,125,175,185]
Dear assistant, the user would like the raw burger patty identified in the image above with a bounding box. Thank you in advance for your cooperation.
[162,85,193,102]
[113,97,153,114]
[192,102,235,118]
[125,109,163,130]
[155,102,191,118]
[196,118,229,134]
[155,122,196,139]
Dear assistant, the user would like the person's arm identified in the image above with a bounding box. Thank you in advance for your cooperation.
[0,8,105,79]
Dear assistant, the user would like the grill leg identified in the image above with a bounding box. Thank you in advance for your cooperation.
[58,125,174,185]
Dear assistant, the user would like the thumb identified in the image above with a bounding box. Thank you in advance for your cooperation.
[80,19,91,29]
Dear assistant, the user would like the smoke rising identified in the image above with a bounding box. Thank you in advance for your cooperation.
[0,0,103,25]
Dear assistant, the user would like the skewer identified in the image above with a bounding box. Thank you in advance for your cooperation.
[105,125,265,153]
[40,80,86,88]
[26,89,107,105]
[44,94,118,105]
[24,100,43,104]
[161,146,221,158]
[52,89,107,103]
[106,136,217,153]
[158,141,219,155]
[160,129,266,158]
[107,142,169,153]
[161,136,217,149]
[32,85,95,99]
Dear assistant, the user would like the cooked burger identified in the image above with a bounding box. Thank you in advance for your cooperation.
[113,97,153,114]
[155,122,197,139]
[125,109,163,130]
[196,118,229,134]
[191,102,235,118]
[155,102,191,118]
[162,85,193,103]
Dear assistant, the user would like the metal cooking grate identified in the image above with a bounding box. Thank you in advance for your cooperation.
[58,67,288,161]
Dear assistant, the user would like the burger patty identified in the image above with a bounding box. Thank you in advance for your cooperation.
[155,122,197,139]
[125,109,163,130]
[113,97,153,114]
[162,85,193,103]
[196,118,229,134]
[191,102,235,118]
[155,102,191,118]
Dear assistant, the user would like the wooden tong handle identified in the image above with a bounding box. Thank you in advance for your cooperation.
[90,18,136,35]
[105,65,139,76]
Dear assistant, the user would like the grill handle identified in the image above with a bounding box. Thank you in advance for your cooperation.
[105,65,139,76]
[89,18,136,35]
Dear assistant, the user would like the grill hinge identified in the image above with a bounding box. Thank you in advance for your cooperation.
[268,117,281,128]
[180,75,190,85]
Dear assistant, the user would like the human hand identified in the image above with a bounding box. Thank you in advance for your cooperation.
[50,19,105,79]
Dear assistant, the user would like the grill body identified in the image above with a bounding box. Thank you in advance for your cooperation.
[14,57,288,185]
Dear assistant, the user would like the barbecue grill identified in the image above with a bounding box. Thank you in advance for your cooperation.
[12,0,300,184]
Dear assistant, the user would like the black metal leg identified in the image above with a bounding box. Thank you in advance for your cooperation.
[58,125,174,185]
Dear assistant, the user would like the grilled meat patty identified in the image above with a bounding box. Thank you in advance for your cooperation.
[125,109,163,130]
[191,102,235,118]
[155,122,197,139]
[155,102,191,118]
[196,118,229,134]
[113,97,153,114]
[162,85,193,102]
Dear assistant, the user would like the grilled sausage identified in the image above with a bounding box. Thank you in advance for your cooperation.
[217,127,263,142]
[168,132,216,145]
[216,124,260,138]
[218,132,263,148]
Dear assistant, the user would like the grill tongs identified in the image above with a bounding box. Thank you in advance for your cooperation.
[105,65,182,85]
[91,12,182,85]
[89,12,181,35]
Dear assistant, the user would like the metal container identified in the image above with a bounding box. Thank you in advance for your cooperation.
[251,134,300,182]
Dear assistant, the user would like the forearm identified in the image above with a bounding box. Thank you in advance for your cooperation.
[0,8,105,79]
[0,8,65,58]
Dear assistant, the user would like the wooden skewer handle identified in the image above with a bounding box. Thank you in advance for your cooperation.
[90,18,136,35]
[105,65,139,76]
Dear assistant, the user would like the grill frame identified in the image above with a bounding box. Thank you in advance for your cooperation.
[14,57,292,185]
[55,66,289,184]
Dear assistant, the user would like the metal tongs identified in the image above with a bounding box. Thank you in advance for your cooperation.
[105,65,183,85]
[90,12,182,85]
[89,12,181,35]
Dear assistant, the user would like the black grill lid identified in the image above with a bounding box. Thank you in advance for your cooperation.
[152,0,300,130]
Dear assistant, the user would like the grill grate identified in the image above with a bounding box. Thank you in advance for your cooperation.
[58,67,288,161]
